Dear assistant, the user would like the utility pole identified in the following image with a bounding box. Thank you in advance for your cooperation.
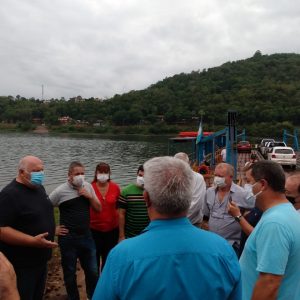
[227,110,237,180]
[42,84,44,101]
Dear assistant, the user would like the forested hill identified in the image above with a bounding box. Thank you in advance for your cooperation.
[0,52,300,136]
[108,52,300,130]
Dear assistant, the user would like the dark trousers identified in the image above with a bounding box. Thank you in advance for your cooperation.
[15,263,47,300]
[91,227,119,272]
[59,234,98,300]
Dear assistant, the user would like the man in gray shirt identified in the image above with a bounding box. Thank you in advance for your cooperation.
[202,163,250,255]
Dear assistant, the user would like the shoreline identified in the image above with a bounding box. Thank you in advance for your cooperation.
[0,128,174,138]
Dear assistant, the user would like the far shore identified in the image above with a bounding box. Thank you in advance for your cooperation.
[33,125,49,133]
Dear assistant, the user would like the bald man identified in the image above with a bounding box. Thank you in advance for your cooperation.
[0,156,57,300]
[286,172,300,212]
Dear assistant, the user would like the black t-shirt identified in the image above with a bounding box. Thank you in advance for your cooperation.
[58,196,90,235]
[0,179,55,268]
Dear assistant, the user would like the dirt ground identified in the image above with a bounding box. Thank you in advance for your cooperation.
[44,251,87,300]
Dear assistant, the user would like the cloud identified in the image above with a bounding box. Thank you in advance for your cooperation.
[0,0,300,99]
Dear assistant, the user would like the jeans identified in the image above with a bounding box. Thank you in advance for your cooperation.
[59,234,98,300]
[15,263,47,300]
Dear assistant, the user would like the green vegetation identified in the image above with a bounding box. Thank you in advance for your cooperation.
[0,52,300,137]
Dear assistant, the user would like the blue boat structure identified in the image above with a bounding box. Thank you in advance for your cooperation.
[169,111,299,186]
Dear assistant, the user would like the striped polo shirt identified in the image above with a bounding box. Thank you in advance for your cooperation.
[49,181,96,237]
[118,184,149,238]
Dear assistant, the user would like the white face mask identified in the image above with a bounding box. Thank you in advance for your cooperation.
[245,182,262,201]
[97,173,109,183]
[244,183,256,206]
[214,176,226,188]
[244,183,254,196]
[72,175,85,187]
[136,176,144,187]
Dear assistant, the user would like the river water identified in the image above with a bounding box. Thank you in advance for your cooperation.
[0,133,176,193]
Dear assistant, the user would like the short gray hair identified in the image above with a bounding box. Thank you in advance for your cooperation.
[216,163,234,177]
[144,156,193,215]
[68,161,84,174]
[174,152,189,164]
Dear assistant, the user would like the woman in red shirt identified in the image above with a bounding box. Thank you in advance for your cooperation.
[90,162,120,272]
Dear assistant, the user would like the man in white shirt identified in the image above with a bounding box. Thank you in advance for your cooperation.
[221,148,226,162]
[174,153,206,226]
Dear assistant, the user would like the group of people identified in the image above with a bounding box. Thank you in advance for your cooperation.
[0,156,149,300]
[0,153,299,300]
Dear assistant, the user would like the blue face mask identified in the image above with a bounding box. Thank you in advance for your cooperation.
[30,171,45,185]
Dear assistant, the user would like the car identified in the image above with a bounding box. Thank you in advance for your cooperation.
[237,141,252,153]
[264,141,287,158]
[259,138,275,155]
[267,146,296,169]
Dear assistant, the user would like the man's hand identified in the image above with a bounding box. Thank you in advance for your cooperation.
[55,225,69,236]
[78,187,91,199]
[227,201,241,217]
[200,221,209,230]
[78,187,101,212]
[0,252,20,300]
[32,233,58,248]
[0,227,58,248]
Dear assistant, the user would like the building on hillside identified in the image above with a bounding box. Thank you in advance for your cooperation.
[58,116,73,124]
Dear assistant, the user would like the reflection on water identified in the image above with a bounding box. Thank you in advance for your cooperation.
[0,133,170,193]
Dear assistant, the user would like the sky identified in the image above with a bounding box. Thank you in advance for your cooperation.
[1,0,300,100]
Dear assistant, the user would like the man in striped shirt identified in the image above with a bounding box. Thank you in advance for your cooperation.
[118,165,149,241]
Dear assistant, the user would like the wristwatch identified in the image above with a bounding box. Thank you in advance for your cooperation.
[234,215,243,222]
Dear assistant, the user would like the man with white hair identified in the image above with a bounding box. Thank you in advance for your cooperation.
[0,156,57,300]
[174,152,206,226]
[93,156,241,300]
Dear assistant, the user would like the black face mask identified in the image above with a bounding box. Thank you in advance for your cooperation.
[286,196,296,204]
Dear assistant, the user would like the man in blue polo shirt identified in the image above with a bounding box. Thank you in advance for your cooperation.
[93,156,241,300]
[240,161,300,300]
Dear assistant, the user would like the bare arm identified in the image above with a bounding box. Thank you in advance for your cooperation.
[200,219,209,230]
[228,202,254,236]
[118,208,126,242]
[0,227,57,248]
[251,273,282,300]
[0,252,20,300]
[237,216,254,236]
[79,187,101,212]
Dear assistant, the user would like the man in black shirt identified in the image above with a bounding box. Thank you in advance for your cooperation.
[0,155,57,300]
